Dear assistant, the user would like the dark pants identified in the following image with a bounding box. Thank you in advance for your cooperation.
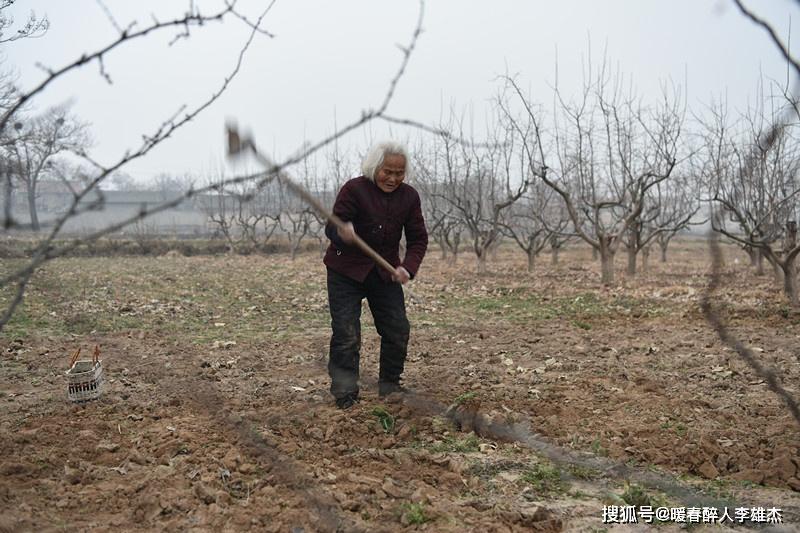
[327,267,410,398]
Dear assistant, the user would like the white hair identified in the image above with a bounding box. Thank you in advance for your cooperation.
[361,141,411,181]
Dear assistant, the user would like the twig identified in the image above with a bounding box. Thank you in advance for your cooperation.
[1,4,236,135]
[0,2,427,331]
[732,0,800,79]
[0,3,273,331]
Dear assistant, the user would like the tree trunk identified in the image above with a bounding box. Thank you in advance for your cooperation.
[221,227,236,255]
[27,184,40,231]
[626,223,640,277]
[599,239,615,286]
[527,248,535,273]
[783,259,798,307]
[747,245,758,267]
[782,221,797,305]
[433,233,447,259]
[490,239,500,262]
[592,246,599,261]
[626,245,637,277]
[755,248,765,276]
[551,245,559,265]
[755,248,764,276]
[476,250,487,274]
[642,246,651,272]
[659,241,668,263]
[450,233,461,265]
[772,258,784,286]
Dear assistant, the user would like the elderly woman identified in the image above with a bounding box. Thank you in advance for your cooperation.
[323,141,428,409]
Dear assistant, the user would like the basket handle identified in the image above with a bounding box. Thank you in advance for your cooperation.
[69,347,82,367]
[93,345,100,364]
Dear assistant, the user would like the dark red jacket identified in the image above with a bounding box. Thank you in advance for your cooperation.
[324,176,428,283]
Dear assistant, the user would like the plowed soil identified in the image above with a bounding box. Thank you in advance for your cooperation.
[1,241,799,532]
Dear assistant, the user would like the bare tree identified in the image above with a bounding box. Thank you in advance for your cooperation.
[425,112,530,273]
[503,62,683,285]
[548,230,572,265]
[651,177,702,264]
[6,104,90,230]
[500,179,571,272]
[0,69,22,226]
[202,169,283,255]
[702,86,800,304]
[107,171,140,192]
[204,172,246,254]
[622,175,700,274]
[414,144,464,262]
[152,173,196,198]
[697,100,769,270]
[279,205,314,260]
[277,161,317,260]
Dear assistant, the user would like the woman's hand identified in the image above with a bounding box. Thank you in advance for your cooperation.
[338,222,357,244]
[392,266,411,285]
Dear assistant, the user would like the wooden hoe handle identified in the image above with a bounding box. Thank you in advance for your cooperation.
[225,124,401,280]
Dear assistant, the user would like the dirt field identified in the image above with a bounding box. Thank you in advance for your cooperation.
[1,241,799,532]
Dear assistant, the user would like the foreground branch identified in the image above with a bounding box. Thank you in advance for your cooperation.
[0,0,426,332]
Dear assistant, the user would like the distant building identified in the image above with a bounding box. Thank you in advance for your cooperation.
[5,181,228,235]
[3,179,336,236]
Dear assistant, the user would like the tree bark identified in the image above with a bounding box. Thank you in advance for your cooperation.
[626,245,637,276]
[527,248,535,273]
[551,245,560,265]
[476,250,487,274]
[26,184,40,231]
[755,248,765,276]
[783,221,798,306]
[599,238,615,286]
[746,245,758,267]
[772,258,784,286]
[445,231,461,265]
[660,241,668,263]
[490,240,500,262]
[642,246,651,272]
[783,259,798,307]
[626,224,640,277]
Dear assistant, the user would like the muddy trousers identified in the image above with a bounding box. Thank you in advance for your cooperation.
[327,267,410,399]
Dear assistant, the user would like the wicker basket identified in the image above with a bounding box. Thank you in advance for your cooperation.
[66,346,104,403]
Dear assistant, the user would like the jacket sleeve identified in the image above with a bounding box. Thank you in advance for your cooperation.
[325,181,358,249]
[401,189,428,278]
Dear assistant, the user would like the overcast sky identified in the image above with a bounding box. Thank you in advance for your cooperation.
[4,0,799,186]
